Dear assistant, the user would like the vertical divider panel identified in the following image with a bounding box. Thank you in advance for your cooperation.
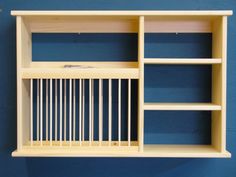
[138,16,145,151]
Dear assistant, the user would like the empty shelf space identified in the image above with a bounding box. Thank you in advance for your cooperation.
[144,58,222,64]
[143,145,231,158]
[143,103,221,111]
[21,68,139,79]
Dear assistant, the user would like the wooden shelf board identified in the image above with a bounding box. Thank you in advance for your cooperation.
[143,145,231,158]
[11,10,233,16]
[143,103,222,111]
[21,68,139,79]
[144,58,222,64]
[12,145,231,157]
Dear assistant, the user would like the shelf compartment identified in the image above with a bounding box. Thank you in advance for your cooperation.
[144,58,222,64]
[144,103,221,111]
[21,68,139,79]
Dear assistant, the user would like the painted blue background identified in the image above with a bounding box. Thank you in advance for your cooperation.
[0,0,236,177]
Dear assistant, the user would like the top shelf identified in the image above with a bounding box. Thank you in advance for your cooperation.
[11,10,233,16]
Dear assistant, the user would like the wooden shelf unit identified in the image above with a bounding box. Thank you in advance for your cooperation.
[11,10,232,157]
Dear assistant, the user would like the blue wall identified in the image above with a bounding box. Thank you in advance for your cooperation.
[0,0,236,177]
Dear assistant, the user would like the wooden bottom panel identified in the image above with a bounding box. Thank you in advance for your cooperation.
[12,145,230,157]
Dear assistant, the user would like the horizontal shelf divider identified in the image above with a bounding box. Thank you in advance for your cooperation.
[143,103,222,111]
[144,58,222,64]
[21,68,139,79]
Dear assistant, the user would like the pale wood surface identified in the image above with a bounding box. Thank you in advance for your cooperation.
[144,58,222,64]
[11,10,233,16]
[12,145,231,157]
[13,10,231,158]
[144,103,222,111]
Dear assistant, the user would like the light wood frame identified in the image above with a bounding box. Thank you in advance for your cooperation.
[11,10,232,157]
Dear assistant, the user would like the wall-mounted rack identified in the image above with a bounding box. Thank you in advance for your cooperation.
[11,10,232,157]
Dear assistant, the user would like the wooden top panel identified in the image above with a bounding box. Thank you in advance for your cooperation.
[11,10,233,16]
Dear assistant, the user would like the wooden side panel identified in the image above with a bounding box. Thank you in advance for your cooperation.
[212,16,227,152]
[17,17,32,149]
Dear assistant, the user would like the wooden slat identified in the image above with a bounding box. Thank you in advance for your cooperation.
[144,58,222,64]
[37,79,39,141]
[50,79,52,146]
[21,68,139,79]
[60,79,62,146]
[128,79,131,146]
[64,79,67,141]
[118,79,121,146]
[55,80,58,141]
[46,79,48,141]
[89,79,92,145]
[108,79,112,146]
[144,103,222,111]
[40,79,43,146]
[73,79,76,141]
[69,79,72,146]
[79,79,82,145]
[30,79,33,146]
[82,79,85,141]
[99,79,103,146]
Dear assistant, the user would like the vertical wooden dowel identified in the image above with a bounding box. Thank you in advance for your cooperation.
[91,79,94,142]
[37,79,39,142]
[118,79,121,146]
[64,79,67,141]
[82,79,85,141]
[46,79,48,142]
[128,79,131,146]
[50,79,52,146]
[99,79,103,146]
[79,79,82,146]
[30,79,33,146]
[69,79,72,146]
[40,79,43,146]
[60,79,62,146]
[89,79,92,146]
[55,79,58,141]
[108,79,112,146]
[79,79,82,145]
[73,79,76,142]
